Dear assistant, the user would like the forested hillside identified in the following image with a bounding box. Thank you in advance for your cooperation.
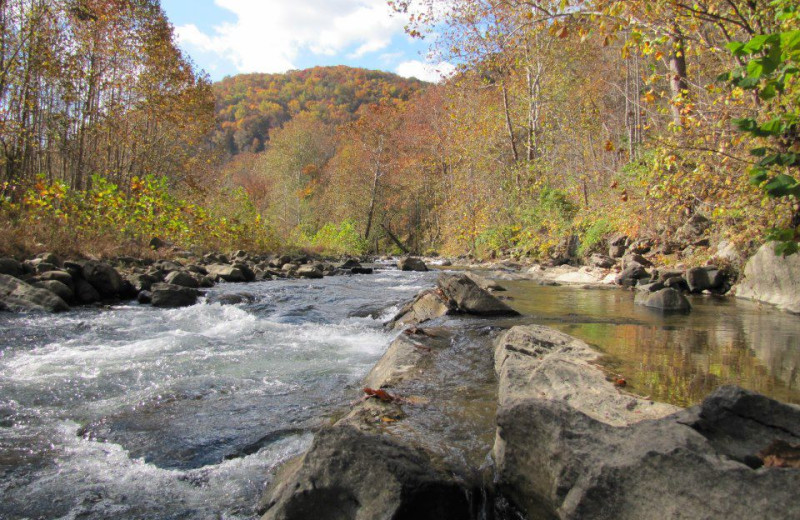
[212,67,428,155]
[1,0,798,264]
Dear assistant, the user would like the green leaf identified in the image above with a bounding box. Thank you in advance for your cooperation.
[733,118,757,132]
[759,83,778,100]
[750,147,768,157]
[743,34,780,54]
[781,30,800,51]
[749,167,769,185]
[736,76,760,89]
[764,174,800,198]
[759,118,785,136]
[726,41,746,55]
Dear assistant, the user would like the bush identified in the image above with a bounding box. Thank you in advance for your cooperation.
[307,220,368,256]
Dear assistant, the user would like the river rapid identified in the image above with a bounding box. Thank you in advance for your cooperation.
[0,269,436,520]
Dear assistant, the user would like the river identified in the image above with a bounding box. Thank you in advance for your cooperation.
[1,268,798,519]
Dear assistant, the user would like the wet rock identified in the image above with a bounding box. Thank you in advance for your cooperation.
[465,272,506,292]
[398,257,428,272]
[164,270,199,289]
[0,274,69,312]
[622,253,652,268]
[588,253,615,269]
[662,275,690,292]
[0,258,23,277]
[207,292,255,305]
[338,258,362,269]
[387,290,451,330]
[735,242,800,314]
[233,262,256,282]
[125,273,157,293]
[150,283,199,308]
[258,426,471,520]
[296,265,323,279]
[686,266,711,293]
[494,385,800,520]
[206,264,247,283]
[635,281,665,293]
[438,273,519,316]
[37,270,75,290]
[33,280,74,303]
[137,290,152,304]
[634,288,691,312]
[81,261,123,298]
[615,264,648,287]
[350,267,374,275]
[363,335,430,389]
[36,252,61,266]
[74,278,101,304]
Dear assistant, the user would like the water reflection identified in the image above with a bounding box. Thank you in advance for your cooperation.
[500,282,800,407]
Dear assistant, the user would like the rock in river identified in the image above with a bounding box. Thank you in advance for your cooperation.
[634,287,691,312]
[0,274,69,312]
[397,256,428,272]
[150,283,199,308]
[736,242,800,314]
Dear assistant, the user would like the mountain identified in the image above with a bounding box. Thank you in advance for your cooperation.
[212,66,429,155]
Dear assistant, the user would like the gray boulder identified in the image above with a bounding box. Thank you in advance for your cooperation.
[81,261,123,298]
[0,258,23,277]
[0,274,69,312]
[258,426,471,520]
[465,272,506,291]
[588,253,615,269]
[206,264,247,283]
[615,264,648,287]
[33,280,74,303]
[387,289,452,330]
[150,283,199,308]
[736,242,800,313]
[37,270,75,290]
[398,257,428,272]
[164,270,199,288]
[296,265,323,279]
[74,278,101,304]
[125,273,157,292]
[686,266,711,293]
[677,212,711,240]
[494,386,800,520]
[438,274,519,316]
[634,288,691,312]
[338,258,362,269]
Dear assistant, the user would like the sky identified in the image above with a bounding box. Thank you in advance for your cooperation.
[160,0,454,83]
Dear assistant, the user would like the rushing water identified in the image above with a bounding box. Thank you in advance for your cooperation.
[0,270,435,520]
[2,268,800,519]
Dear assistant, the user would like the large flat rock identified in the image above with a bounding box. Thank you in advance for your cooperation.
[736,242,800,314]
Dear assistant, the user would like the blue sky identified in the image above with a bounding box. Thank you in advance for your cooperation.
[160,0,453,82]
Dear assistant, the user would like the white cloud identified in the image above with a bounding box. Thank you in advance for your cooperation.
[396,60,455,83]
[174,0,406,74]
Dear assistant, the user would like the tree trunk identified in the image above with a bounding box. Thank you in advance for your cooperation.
[669,27,688,127]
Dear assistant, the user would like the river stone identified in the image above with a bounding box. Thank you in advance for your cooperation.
[74,278,101,304]
[686,266,711,293]
[438,274,519,316]
[207,292,256,305]
[296,264,323,279]
[351,266,373,275]
[662,275,689,291]
[494,386,800,520]
[363,335,430,389]
[137,290,152,304]
[81,261,123,298]
[33,280,73,303]
[125,273,157,292]
[164,270,199,288]
[37,270,75,290]
[339,258,362,269]
[615,263,648,287]
[398,256,428,272]
[735,242,800,314]
[233,262,256,282]
[634,288,691,312]
[150,283,199,308]
[387,289,451,330]
[0,274,69,313]
[588,253,615,269]
[258,426,471,520]
[494,325,677,425]
[0,258,23,277]
[465,272,506,292]
[206,264,247,282]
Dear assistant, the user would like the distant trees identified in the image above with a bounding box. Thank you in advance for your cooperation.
[0,0,214,193]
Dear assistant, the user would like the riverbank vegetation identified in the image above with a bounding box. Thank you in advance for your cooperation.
[1,0,798,262]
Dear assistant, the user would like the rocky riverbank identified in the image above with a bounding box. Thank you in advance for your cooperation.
[258,273,800,520]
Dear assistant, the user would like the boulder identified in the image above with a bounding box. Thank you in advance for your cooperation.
[258,426,471,520]
[615,264,648,287]
[351,267,374,275]
[296,265,323,279]
[0,258,23,277]
[438,274,519,316]
[588,253,615,269]
[735,242,800,314]
[137,290,152,304]
[232,262,256,282]
[164,270,200,288]
[148,237,167,250]
[677,212,711,240]
[686,266,711,293]
[150,283,199,308]
[0,274,69,312]
[494,386,800,520]
[81,261,123,298]
[206,264,247,283]
[74,278,101,304]
[397,257,428,272]
[608,234,628,258]
[37,270,75,290]
[339,258,362,269]
[36,252,61,266]
[622,253,652,267]
[207,292,256,305]
[125,273,157,293]
[465,272,506,292]
[33,280,74,303]
[662,275,690,292]
[387,290,452,330]
[634,288,691,312]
